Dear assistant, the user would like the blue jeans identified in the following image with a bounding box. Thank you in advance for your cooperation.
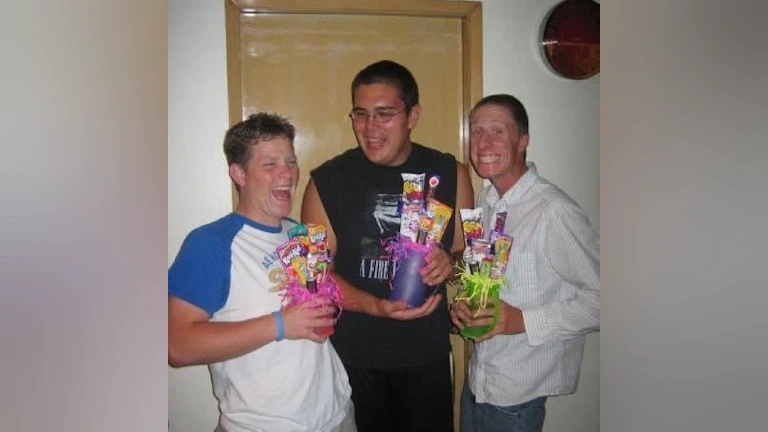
[460,383,547,432]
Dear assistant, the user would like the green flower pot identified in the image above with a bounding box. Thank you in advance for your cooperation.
[458,278,502,340]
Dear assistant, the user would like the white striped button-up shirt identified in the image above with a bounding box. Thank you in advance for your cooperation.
[468,163,600,406]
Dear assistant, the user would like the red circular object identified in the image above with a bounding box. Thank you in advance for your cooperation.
[541,0,600,80]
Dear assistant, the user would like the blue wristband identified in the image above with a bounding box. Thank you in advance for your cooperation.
[272,311,285,342]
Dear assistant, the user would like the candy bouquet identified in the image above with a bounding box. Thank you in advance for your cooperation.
[454,209,512,340]
[276,223,342,336]
[384,173,453,307]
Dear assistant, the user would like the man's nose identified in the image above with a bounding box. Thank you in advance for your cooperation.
[364,115,379,131]
[276,163,293,177]
[472,131,490,148]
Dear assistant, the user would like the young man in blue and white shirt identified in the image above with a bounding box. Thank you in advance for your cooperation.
[168,113,354,432]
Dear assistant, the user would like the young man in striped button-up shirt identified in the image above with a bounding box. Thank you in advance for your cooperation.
[450,94,600,432]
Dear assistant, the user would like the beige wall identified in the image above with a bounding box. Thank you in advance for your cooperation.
[168,1,600,431]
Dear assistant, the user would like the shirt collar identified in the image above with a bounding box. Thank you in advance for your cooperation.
[484,162,539,208]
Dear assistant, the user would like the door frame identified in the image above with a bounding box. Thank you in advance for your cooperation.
[223,2,482,427]
[224,0,484,201]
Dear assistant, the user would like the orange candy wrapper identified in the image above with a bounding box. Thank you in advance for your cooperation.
[426,198,452,244]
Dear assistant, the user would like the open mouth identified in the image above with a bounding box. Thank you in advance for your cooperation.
[364,137,386,149]
[271,185,293,201]
[477,154,500,164]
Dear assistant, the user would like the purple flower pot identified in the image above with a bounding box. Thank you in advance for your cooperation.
[389,249,433,307]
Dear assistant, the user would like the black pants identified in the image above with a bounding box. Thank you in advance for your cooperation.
[346,357,454,432]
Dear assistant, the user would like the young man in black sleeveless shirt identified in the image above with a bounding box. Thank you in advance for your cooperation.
[302,60,474,431]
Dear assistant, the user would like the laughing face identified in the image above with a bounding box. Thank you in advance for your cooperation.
[351,83,421,167]
[469,104,529,196]
[230,137,299,227]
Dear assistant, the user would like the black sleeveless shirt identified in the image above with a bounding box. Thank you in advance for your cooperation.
[311,143,458,369]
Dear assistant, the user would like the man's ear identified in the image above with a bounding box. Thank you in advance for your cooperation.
[229,163,246,188]
[407,104,422,130]
[518,133,530,154]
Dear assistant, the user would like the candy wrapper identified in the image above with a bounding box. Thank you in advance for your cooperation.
[493,211,507,234]
[460,208,484,243]
[276,238,309,285]
[426,198,452,244]
[401,173,425,203]
[399,201,423,242]
[491,234,512,279]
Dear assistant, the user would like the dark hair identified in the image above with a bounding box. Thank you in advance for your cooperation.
[470,94,529,136]
[351,60,419,112]
[223,112,296,168]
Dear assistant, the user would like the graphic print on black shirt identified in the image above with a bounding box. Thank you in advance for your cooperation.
[358,192,400,281]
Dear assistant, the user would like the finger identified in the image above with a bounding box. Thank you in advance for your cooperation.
[381,299,408,317]
[422,293,442,312]
[427,247,443,263]
[425,258,452,284]
[421,268,441,285]
[419,259,439,277]
[456,312,473,326]
[450,319,464,330]
[451,301,472,322]
[392,294,440,320]
[449,309,466,329]
[457,313,476,328]
[471,307,496,320]
[322,305,338,317]
[389,299,409,312]
[452,299,470,312]
[419,295,441,318]
[314,315,336,327]
[470,316,494,327]
[398,298,433,318]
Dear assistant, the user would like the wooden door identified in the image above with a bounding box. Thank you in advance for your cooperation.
[225,2,482,428]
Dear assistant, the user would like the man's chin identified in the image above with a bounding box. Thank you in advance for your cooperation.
[362,148,384,162]
[475,167,497,179]
[270,203,293,218]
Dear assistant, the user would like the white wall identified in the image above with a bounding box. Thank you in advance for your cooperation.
[168,1,599,431]
[478,2,600,431]
[168,1,229,430]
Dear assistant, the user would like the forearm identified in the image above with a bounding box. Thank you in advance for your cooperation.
[169,313,278,367]
[331,271,383,317]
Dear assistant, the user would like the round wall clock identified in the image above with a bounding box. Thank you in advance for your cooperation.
[540,0,600,80]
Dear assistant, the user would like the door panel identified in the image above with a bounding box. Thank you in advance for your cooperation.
[239,13,463,223]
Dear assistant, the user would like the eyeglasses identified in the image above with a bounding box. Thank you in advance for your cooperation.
[348,108,406,124]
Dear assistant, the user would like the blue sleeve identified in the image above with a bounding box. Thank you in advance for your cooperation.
[168,226,231,317]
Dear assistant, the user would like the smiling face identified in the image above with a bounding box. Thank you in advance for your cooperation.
[351,83,421,167]
[469,104,529,196]
[230,137,299,227]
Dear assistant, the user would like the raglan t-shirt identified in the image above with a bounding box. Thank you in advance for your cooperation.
[168,213,351,432]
